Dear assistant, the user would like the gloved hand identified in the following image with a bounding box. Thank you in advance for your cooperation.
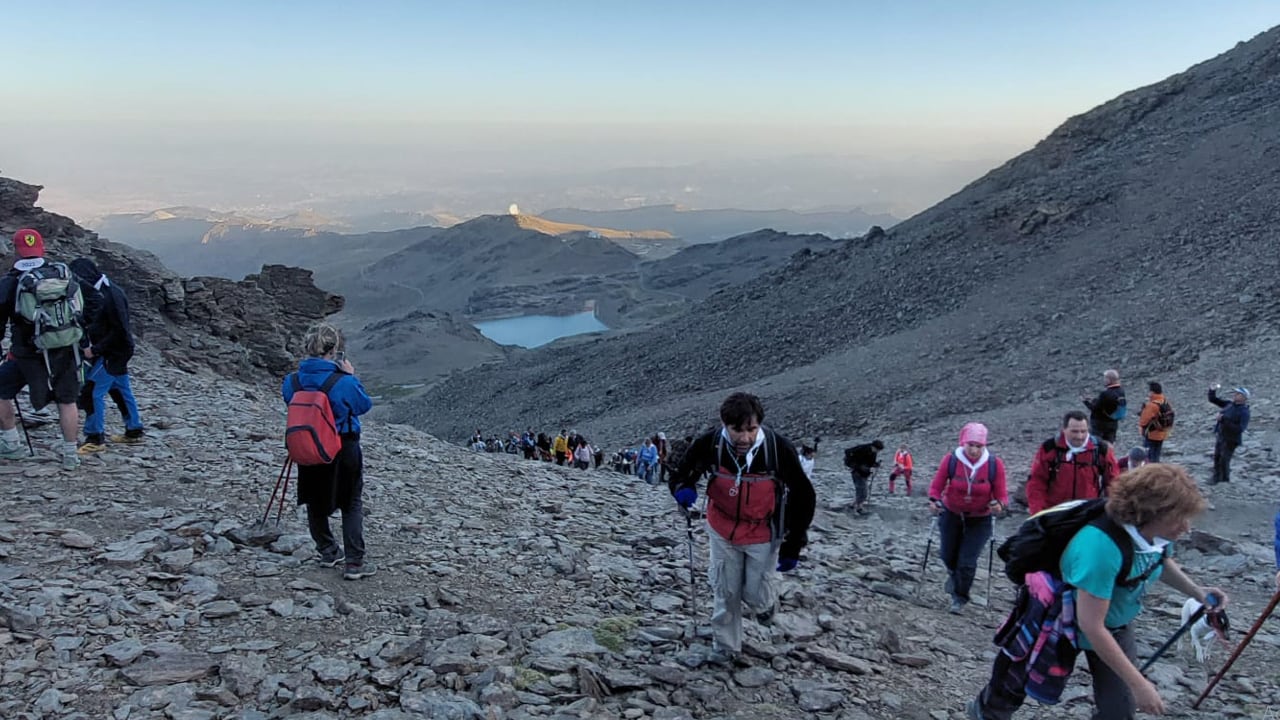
[776,557,798,573]
[674,488,697,509]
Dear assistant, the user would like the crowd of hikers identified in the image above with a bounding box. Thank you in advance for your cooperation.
[6,226,1274,717]
[464,426,706,484]
[659,375,1273,719]
[0,229,146,471]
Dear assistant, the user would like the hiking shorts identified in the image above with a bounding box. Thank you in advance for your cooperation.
[0,351,82,409]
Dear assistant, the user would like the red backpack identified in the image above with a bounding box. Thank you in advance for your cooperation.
[285,372,344,465]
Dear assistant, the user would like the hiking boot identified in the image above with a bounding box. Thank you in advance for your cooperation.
[0,441,25,460]
[61,452,81,471]
[110,429,145,444]
[755,602,778,626]
[343,562,377,580]
[966,699,986,720]
[706,646,749,668]
[949,599,965,615]
[77,442,107,455]
[318,551,345,568]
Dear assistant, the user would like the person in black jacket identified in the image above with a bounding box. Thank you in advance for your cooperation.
[69,258,144,453]
[844,440,884,514]
[668,392,816,666]
[1082,369,1126,444]
[1207,384,1250,484]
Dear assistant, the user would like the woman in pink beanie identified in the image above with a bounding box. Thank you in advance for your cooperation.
[928,422,1009,614]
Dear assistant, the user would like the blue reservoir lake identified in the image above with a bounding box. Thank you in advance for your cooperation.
[474,311,608,348]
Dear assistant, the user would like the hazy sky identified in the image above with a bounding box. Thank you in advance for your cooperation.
[3,1,1275,216]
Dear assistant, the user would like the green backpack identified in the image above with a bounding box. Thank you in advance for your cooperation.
[16,262,85,351]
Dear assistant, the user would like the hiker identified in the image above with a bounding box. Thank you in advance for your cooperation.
[592,443,604,469]
[1207,384,1249,485]
[69,257,144,454]
[843,439,883,514]
[574,441,592,470]
[1136,381,1172,462]
[669,392,816,665]
[1116,447,1148,472]
[553,430,569,465]
[968,463,1229,719]
[0,229,84,470]
[798,443,815,480]
[281,322,375,580]
[637,438,659,483]
[1025,411,1119,515]
[654,431,670,482]
[664,433,693,480]
[536,432,552,461]
[1082,369,1126,444]
[928,423,1008,614]
[889,443,914,496]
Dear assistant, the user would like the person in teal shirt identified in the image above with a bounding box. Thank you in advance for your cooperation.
[971,464,1229,720]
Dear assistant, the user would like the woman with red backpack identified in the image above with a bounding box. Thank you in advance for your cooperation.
[928,422,1008,614]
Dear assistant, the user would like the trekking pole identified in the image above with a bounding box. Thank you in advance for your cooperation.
[262,457,294,525]
[12,399,35,457]
[681,507,699,618]
[986,515,996,604]
[1192,588,1280,709]
[919,516,938,575]
[1139,593,1220,673]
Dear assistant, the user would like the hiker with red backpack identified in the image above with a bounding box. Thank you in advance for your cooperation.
[1136,381,1172,462]
[281,322,374,580]
[1025,411,1119,515]
[968,464,1229,720]
[668,392,816,666]
[928,423,1008,614]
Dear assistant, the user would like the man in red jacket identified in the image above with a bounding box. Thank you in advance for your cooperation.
[1025,411,1119,515]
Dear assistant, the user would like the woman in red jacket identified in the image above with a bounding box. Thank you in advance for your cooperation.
[929,422,1008,614]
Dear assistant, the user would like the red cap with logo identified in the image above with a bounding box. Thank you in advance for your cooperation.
[13,229,44,258]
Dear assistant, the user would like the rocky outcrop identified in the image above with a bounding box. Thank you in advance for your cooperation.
[0,176,341,378]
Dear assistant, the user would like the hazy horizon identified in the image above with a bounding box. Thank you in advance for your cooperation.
[3,2,1274,221]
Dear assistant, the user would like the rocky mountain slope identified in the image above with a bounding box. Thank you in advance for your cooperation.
[2,342,1276,720]
[543,205,899,244]
[401,26,1280,447]
[641,230,847,302]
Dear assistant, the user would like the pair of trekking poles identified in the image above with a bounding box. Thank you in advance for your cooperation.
[1133,587,1280,709]
[919,515,997,602]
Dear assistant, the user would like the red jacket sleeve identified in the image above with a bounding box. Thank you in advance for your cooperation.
[928,456,950,501]
[1026,447,1051,515]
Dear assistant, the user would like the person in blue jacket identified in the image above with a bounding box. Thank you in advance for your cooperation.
[1207,384,1250,484]
[281,323,374,580]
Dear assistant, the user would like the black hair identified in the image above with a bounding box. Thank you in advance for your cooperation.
[1149,381,1162,394]
[1062,410,1089,427]
[719,392,765,429]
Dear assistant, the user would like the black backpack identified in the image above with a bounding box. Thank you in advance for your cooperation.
[1043,437,1111,493]
[997,498,1167,588]
[1148,401,1176,432]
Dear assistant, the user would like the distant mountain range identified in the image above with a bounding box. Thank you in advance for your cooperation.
[541,205,897,244]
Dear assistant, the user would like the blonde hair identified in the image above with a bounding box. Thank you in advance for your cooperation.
[1106,463,1206,527]
[302,322,343,358]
